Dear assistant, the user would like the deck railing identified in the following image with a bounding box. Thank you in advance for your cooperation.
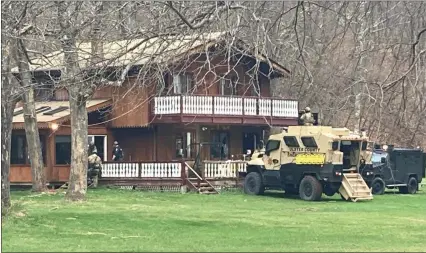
[203,160,247,178]
[102,162,182,178]
[101,160,247,179]
[153,95,298,118]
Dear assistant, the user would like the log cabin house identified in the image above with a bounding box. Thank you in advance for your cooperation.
[11,32,300,190]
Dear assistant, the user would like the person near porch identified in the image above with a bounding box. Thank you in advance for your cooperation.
[88,141,97,155]
[112,141,124,161]
[88,150,102,188]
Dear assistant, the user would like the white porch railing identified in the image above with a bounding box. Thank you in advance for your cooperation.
[153,95,298,117]
[203,160,247,179]
[101,161,247,179]
[102,162,181,178]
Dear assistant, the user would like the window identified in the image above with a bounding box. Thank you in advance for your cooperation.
[361,141,368,151]
[211,131,229,159]
[301,137,318,148]
[55,135,71,165]
[283,136,300,148]
[11,135,26,164]
[173,73,193,94]
[265,140,280,156]
[175,132,194,159]
[372,152,388,164]
[331,141,339,151]
[219,76,237,96]
[11,135,46,165]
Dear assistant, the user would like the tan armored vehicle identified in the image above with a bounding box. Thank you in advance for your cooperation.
[244,124,374,202]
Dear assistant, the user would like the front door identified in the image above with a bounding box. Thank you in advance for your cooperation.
[243,132,260,155]
[88,135,107,161]
[210,131,229,160]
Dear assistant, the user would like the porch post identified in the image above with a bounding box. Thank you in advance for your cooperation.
[180,160,187,194]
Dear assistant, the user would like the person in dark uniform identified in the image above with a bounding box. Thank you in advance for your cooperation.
[112,141,124,161]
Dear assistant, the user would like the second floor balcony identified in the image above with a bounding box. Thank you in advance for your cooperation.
[151,95,299,126]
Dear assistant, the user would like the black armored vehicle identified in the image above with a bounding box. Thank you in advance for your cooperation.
[362,145,426,195]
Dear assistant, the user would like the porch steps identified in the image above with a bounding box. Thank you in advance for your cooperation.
[187,180,218,194]
[339,173,373,202]
[185,162,219,195]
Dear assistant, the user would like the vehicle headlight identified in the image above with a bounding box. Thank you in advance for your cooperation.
[366,171,374,176]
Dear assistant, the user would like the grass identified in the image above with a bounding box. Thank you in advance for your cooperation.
[2,187,426,252]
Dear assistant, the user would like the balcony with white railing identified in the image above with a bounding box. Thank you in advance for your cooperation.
[152,95,299,125]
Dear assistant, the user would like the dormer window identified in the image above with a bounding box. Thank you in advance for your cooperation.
[173,73,193,94]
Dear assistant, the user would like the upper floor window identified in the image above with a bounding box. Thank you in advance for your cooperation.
[219,76,237,96]
[35,83,54,101]
[173,73,193,94]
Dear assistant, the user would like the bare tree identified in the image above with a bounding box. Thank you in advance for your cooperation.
[11,2,47,192]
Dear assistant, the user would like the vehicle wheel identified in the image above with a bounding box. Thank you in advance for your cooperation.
[243,172,265,195]
[399,177,418,194]
[407,177,418,194]
[371,177,385,195]
[299,175,323,201]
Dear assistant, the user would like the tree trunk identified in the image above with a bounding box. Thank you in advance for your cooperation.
[16,40,47,192]
[1,96,16,216]
[65,95,89,201]
[57,2,90,201]
[22,89,46,192]
[1,34,17,216]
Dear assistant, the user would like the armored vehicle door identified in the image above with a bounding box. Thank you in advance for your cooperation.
[262,139,282,187]
[263,139,281,171]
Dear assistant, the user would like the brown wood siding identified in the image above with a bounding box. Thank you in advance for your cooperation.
[109,78,156,128]
[111,128,155,161]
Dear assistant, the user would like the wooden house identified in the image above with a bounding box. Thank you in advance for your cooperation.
[10,32,299,187]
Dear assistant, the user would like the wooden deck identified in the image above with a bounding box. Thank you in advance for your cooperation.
[99,160,247,191]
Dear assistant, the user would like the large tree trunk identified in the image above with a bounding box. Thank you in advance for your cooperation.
[1,41,17,216]
[22,90,46,192]
[65,96,89,201]
[1,95,16,216]
[16,40,47,192]
[57,2,91,201]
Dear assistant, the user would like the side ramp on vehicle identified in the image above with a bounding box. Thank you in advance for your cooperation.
[339,173,373,202]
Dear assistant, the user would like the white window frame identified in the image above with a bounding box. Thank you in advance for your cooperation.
[88,135,108,161]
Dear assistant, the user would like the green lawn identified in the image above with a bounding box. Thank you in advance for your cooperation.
[2,187,426,252]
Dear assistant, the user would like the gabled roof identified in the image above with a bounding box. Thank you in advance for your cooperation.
[11,32,290,77]
[12,99,112,129]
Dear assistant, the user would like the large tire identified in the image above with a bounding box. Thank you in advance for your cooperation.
[244,172,265,195]
[399,177,418,194]
[299,175,323,201]
[371,177,386,195]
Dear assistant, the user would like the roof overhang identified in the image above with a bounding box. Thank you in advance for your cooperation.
[12,99,112,130]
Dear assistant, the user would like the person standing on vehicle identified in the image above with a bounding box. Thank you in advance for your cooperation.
[112,141,124,161]
[300,107,315,126]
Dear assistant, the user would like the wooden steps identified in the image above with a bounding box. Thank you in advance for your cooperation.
[339,173,373,202]
[187,179,219,194]
[185,162,219,195]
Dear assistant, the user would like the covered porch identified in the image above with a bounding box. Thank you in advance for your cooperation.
[99,159,248,191]
[10,99,112,184]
